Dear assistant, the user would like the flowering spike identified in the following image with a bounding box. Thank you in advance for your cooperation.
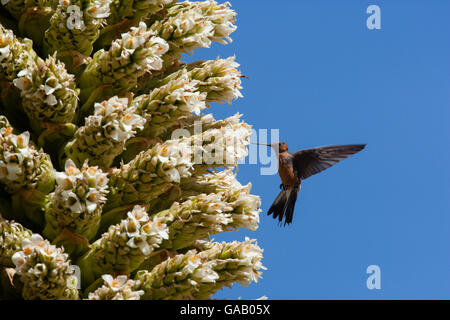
[43,159,109,244]
[106,114,251,212]
[134,238,264,300]
[43,0,112,69]
[12,234,79,300]
[62,96,146,168]
[78,22,169,112]
[12,54,80,130]
[77,205,168,286]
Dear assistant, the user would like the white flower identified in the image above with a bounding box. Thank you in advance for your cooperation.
[0,44,10,62]
[144,55,163,71]
[102,274,128,292]
[87,0,111,19]
[43,76,62,95]
[64,159,81,176]
[61,190,84,213]
[142,218,169,240]
[11,251,26,269]
[193,264,219,283]
[85,189,100,213]
[20,234,47,258]
[125,216,141,238]
[151,37,169,55]
[127,206,150,224]
[13,74,32,91]
[85,166,109,189]
[121,113,146,132]
[44,94,58,106]
[215,213,233,225]
[165,167,181,183]
[127,235,151,256]
[183,253,201,273]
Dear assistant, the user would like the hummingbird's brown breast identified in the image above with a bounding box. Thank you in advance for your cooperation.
[278,152,300,187]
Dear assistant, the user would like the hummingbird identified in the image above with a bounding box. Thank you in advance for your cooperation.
[256,142,366,226]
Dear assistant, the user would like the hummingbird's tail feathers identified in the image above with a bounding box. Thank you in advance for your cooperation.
[267,185,299,226]
[283,185,299,226]
[267,189,287,222]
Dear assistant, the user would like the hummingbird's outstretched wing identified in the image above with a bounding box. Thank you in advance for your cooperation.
[292,144,366,180]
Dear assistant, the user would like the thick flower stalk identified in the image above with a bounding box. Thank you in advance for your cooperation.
[87,274,144,300]
[12,234,79,300]
[43,159,109,247]
[43,0,112,69]
[0,0,265,300]
[0,219,32,266]
[62,96,146,168]
[78,21,169,114]
[134,237,264,299]
[76,205,168,286]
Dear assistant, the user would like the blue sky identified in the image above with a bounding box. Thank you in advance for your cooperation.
[185,0,450,299]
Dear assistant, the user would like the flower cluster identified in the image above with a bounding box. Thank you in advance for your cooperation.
[76,206,168,285]
[0,219,32,267]
[78,21,169,109]
[151,0,236,55]
[192,113,252,171]
[87,274,144,300]
[12,234,79,300]
[0,25,37,82]
[134,237,264,299]
[132,72,207,138]
[107,0,177,25]
[188,57,243,105]
[63,96,146,168]
[44,0,112,64]
[13,54,79,127]
[134,249,219,299]
[43,159,109,243]
[0,118,54,195]
[106,138,193,210]
[195,238,266,289]
[147,180,261,256]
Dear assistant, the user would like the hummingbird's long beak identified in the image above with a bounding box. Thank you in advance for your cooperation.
[251,142,271,146]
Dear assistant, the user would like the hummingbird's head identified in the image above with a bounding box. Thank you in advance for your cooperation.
[277,142,288,153]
